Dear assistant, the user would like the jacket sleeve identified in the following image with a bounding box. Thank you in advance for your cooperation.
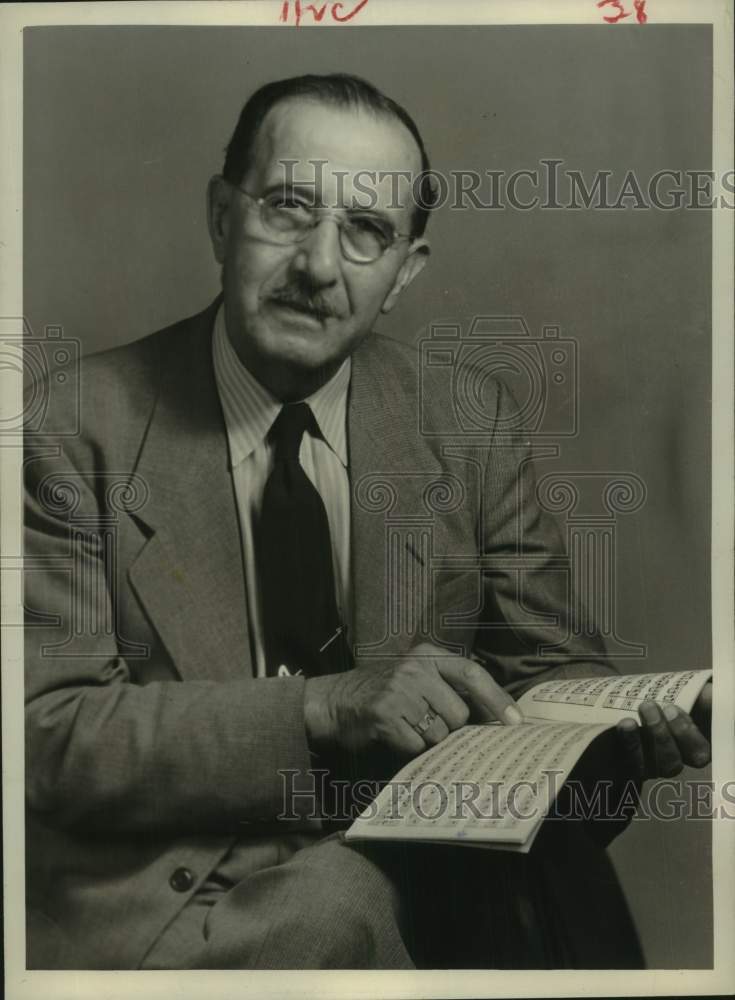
[472,380,639,844]
[24,438,317,836]
[473,378,617,696]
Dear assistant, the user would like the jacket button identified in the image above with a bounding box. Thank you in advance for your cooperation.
[169,867,195,893]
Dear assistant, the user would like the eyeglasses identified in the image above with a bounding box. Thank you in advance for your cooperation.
[231,183,414,265]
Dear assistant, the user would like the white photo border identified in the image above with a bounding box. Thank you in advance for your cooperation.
[1,1,732,997]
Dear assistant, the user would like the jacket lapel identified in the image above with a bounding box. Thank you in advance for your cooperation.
[348,336,480,663]
[349,338,454,662]
[127,315,475,681]
[128,303,252,682]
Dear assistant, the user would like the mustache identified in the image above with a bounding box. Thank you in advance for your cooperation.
[269,284,341,322]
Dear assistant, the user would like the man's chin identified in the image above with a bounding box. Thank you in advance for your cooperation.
[258,312,349,371]
[229,310,356,393]
[245,336,343,391]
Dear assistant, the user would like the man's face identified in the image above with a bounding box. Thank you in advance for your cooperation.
[208,97,429,394]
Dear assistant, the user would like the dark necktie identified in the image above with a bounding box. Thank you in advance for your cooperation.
[257,402,350,678]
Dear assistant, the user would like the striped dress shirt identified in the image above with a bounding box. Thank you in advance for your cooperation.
[212,305,352,678]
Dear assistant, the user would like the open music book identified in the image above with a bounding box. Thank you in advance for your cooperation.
[344,670,712,853]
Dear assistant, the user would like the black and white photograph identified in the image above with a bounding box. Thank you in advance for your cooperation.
[1,1,733,997]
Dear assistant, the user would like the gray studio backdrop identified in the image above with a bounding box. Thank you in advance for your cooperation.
[24,25,713,967]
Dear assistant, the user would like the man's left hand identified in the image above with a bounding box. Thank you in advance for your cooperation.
[616,680,712,779]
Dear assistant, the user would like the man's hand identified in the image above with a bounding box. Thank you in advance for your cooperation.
[304,642,523,756]
[616,681,712,779]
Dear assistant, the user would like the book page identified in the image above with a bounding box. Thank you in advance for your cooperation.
[345,720,608,851]
[517,669,712,726]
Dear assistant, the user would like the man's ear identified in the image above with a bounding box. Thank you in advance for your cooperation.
[381,240,430,314]
[207,175,232,265]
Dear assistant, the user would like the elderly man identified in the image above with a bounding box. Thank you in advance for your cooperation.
[24,73,711,971]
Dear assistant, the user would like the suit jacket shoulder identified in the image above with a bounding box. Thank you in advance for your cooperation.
[353,329,508,458]
[27,302,220,486]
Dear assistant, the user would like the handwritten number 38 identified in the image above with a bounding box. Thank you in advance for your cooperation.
[597,0,648,22]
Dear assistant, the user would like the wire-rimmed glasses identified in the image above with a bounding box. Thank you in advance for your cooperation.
[232,183,414,264]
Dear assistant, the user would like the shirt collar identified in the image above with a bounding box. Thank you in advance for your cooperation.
[212,304,350,469]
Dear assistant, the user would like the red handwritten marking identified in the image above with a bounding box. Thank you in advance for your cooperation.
[596,0,647,23]
[331,0,370,21]
[596,0,630,22]
[306,3,328,21]
[280,0,369,26]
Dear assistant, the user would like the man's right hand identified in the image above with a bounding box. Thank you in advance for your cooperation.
[303,642,523,757]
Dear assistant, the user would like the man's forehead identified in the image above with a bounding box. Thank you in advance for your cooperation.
[248,97,423,186]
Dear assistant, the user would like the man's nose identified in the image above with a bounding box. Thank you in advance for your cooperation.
[292,217,342,287]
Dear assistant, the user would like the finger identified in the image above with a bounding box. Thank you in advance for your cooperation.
[415,673,471,732]
[407,707,450,748]
[396,645,472,730]
[367,683,436,756]
[435,657,523,725]
[424,715,450,746]
[639,701,683,778]
[691,681,712,737]
[660,703,711,768]
[616,718,645,781]
[390,718,431,757]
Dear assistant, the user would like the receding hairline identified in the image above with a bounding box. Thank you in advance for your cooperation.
[222,73,438,238]
[246,94,426,175]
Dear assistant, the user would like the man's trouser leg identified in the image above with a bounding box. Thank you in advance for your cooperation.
[140,822,643,970]
[141,832,414,970]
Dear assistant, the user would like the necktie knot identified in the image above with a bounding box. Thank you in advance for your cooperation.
[271,402,314,461]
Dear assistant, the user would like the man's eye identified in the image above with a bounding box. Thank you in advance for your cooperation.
[268,196,311,212]
[348,216,392,241]
[262,196,314,232]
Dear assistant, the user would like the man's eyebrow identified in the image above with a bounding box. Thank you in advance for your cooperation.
[262,180,323,201]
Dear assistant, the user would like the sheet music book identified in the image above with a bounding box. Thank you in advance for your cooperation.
[345,670,712,853]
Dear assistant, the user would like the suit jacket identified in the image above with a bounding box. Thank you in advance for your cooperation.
[24,300,629,969]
